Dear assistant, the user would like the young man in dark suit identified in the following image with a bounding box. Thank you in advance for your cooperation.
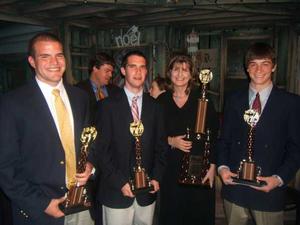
[76,52,120,123]
[217,42,300,225]
[0,32,94,225]
[88,50,168,225]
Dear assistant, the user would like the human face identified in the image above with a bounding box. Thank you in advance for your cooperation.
[28,40,65,87]
[247,58,276,91]
[150,81,164,99]
[92,64,114,86]
[170,62,191,89]
[121,55,147,93]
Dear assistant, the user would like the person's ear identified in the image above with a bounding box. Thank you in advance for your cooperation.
[120,67,126,76]
[93,66,99,72]
[272,64,277,72]
[28,56,36,69]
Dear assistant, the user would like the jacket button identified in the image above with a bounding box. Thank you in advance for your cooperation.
[60,186,65,190]
[60,161,64,165]
[237,141,241,145]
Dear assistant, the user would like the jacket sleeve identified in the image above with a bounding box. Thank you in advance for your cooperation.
[0,96,50,220]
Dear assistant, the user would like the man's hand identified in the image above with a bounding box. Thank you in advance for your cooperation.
[44,197,65,218]
[75,162,94,186]
[219,167,237,185]
[250,176,281,192]
[202,164,216,188]
[150,180,160,193]
[121,183,134,198]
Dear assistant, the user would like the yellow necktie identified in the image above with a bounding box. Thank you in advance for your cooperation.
[97,88,105,101]
[52,89,76,189]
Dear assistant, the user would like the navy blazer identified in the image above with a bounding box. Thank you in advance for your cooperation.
[75,79,120,124]
[0,79,90,225]
[88,89,168,208]
[217,86,300,211]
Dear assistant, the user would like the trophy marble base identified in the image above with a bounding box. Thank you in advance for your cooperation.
[59,202,91,215]
[232,177,266,187]
[130,167,154,195]
[59,185,91,215]
[131,185,154,195]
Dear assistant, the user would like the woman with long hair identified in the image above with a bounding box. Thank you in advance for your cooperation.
[158,54,219,225]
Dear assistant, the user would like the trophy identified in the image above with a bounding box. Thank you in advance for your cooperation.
[178,69,213,186]
[59,126,97,215]
[232,109,266,187]
[129,121,154,194]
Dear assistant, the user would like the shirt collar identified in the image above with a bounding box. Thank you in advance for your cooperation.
[123,86,143,101]
[35,76,64,94]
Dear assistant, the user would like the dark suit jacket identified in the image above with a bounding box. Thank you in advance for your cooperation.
[76,79,120,124]
[0,79,90,225]
[88,89,168,208]
[217,86,300,211]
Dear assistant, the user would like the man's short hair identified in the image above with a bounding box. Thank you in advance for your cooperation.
[88,52,115,74]
[28,32,62,57]
[121,50,147,68]
[245,42,276,67]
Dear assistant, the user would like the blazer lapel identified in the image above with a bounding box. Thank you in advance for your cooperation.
[140,93,151,146]
[235,90,251,139]
[255,86,277,130]
[118,90,134,142]
[65,84,82,154]
[29,80,62,142]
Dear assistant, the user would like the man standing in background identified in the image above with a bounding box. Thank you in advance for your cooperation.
[76,52,120,123]
[76,52,120,225]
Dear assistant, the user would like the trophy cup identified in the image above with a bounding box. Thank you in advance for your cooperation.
[178,69,213,186]
[232,109,266,187]
[129,121,154,194]
[59,126,97,215]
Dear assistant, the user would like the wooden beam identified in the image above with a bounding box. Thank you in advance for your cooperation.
[54,5,115,18]
[23,2,68,13]
[0,0,20,6]
[0,13,48,26]
[174,14,292,25]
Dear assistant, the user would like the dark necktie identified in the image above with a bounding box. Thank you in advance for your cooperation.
[252,93,261,114]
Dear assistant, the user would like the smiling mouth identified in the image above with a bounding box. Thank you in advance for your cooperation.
[48,68,61,72]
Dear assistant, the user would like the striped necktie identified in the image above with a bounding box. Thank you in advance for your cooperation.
[131,96,139,122]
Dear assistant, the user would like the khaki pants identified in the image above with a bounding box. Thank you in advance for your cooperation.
[103,199,156,225]
[64,210,94,225]
[224,199,283,225]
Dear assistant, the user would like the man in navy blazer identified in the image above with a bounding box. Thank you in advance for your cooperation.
[88,50,168,225]
[0,33,93,225]
[217,42,300,225]
[76,52,120,124]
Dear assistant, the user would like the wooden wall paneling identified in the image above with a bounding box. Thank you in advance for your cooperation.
[276,25,289,89]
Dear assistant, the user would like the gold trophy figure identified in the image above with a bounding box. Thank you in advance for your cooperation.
[59,127,97,215]
[232,109,266,187]
[129,121,154,194]
[178,69,213,186]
